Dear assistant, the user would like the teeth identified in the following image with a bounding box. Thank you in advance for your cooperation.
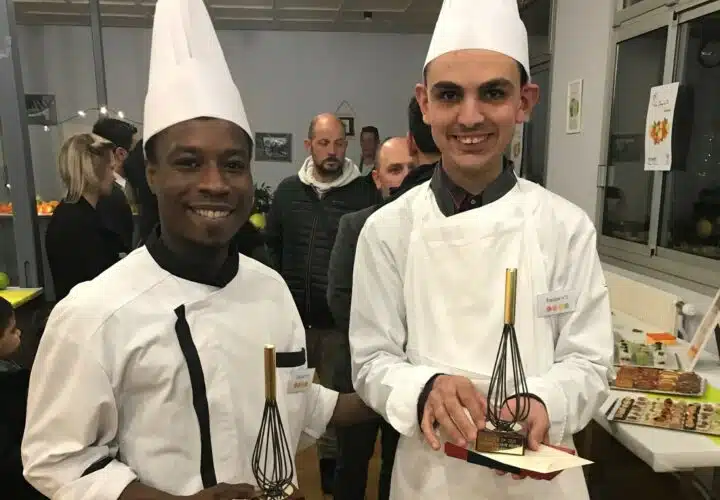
[193,209,230,219]
[456,135,488,145]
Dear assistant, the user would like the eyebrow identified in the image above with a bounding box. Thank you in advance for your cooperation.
[169,145,249,157]
[431,78,515,92]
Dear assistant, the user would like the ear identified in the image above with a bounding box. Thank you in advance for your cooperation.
[415,84,430,125]
[517,83,540,124]
[407,132,418,156]
[371,169,381,190]
[304,138,312,152]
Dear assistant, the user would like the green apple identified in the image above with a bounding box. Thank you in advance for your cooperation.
[249,213,266,230]
[0,272,9,290]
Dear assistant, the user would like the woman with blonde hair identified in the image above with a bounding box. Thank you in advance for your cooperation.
[45,133,129,301]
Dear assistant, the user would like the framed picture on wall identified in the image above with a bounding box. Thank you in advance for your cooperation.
[25,94,57,126]
[339,116,355,137]
[254,132,292,162]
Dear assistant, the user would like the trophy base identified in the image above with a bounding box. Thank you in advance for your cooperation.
[475,428,526,456]
[259,482,300,499]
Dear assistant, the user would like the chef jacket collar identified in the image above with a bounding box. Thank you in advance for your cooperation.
[430,158,517,217]
[146,225,239,287]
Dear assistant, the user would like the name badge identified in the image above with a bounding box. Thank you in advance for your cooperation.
[537,290,578,317]
[288,368,315,394]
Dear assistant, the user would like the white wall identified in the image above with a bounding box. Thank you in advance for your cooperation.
[546,0,615,220]
[546,0,714,339]
[12,26,432,200]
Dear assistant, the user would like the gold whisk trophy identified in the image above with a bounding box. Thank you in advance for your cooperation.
[251,345,298,499]
[474,268,530,456]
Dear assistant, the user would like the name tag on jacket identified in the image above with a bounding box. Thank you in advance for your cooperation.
[536,290,578,317]
[288,368,315,393]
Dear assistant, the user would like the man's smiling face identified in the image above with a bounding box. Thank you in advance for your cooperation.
[146,117,254,248]
[416,49,538,176]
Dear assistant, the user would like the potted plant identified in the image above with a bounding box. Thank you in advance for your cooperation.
[249,182,273,230]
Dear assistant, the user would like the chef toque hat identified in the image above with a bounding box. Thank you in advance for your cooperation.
[423,0,530,80]
[143,0,253,150]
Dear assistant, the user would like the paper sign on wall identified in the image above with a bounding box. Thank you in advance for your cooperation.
[644,82,679,171]
[509,123,524,174]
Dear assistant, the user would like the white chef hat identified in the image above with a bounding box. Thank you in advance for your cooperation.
[143,0,253,150]
[424,0,530,80]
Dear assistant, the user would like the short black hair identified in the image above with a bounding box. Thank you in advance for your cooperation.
[144,118,253,165]
[360,126,379,140]
[0,296,13,334]
[423,61,529,87]
[92,118,137,151]
[408,97,440,155]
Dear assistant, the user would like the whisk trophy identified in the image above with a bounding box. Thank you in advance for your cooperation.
[251,345,298,499]
[475,268,530,456]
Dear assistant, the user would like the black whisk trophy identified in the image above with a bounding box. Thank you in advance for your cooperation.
[251,345,298,499]
[475,268,530,456]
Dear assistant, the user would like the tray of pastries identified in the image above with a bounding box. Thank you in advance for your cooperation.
[614,339,677,370]
[610,366,706,397]
[606,395,720,436]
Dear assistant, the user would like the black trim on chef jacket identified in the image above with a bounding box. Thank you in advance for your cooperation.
[416,162,545,428]
[148,226,241,488]
[146,226,305,486]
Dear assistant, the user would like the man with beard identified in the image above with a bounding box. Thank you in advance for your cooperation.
[265,113,380,494]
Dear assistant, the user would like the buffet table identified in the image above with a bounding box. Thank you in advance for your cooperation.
[593,310,720,473]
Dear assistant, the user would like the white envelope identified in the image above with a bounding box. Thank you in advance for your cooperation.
[481,445,594,474]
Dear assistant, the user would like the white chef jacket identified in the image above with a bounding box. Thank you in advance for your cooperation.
[349,176,612,499]
[22,245,338,499]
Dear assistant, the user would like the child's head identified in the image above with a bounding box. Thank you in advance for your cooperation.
[0,297,20,358]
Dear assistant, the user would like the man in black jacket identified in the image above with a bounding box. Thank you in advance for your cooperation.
[265,113,379,493]
[326,97,440,500]
[93,118,138,251]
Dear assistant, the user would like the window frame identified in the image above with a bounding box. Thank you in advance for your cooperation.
[598,0,720,296]
[615,0,673,23]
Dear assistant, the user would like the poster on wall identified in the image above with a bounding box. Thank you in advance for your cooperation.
[644,82,679,171]
[254,132,292,162]
[25,94,57,126]
[509,123,524,173]
[565,79,583,134]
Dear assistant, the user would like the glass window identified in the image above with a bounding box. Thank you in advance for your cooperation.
[659,11,720,260]
[602,27,667,244]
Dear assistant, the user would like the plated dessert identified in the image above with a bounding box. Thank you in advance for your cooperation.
[607,395,720,436]
[611,366,705,396]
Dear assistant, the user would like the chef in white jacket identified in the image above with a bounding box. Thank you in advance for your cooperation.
[348,0,613,499]
[21,1,375,499]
